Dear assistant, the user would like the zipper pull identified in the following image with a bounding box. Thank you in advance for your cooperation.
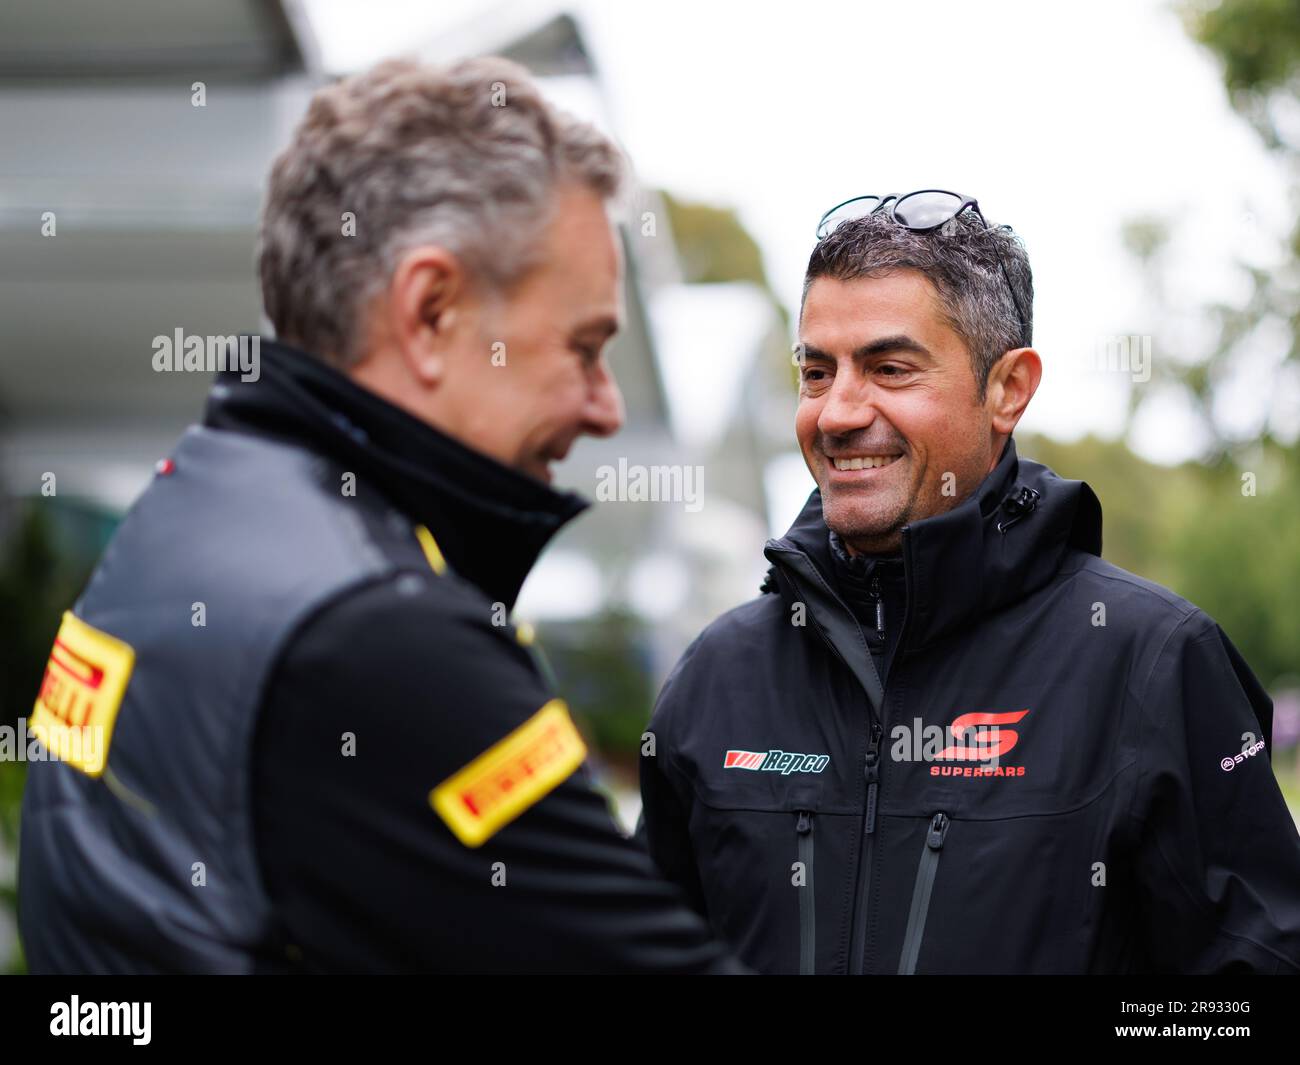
[926,812,950,850]
[796,810,813,834]
[864,723,882,835]
[870,576,884,638]
[864,721,883,773]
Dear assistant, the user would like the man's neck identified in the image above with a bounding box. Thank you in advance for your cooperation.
[829,530,901,564]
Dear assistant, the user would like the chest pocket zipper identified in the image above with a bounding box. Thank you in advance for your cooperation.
[795,810,815,975]
[898,812,950,974]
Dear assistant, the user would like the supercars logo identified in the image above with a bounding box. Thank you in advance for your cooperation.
[724,749,830,775]
[934,710,1030,760]
[931,708,1030,778]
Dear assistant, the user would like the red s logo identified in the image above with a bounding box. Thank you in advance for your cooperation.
[935,709,1030,761]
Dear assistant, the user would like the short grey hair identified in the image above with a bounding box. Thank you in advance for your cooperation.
[258,56,625,367]
[802,210,1033,397]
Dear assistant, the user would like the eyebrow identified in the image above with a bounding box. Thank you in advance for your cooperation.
[801,335,932,363]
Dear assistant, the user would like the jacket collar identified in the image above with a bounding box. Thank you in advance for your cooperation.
[765,437,1103,650]
[202,338,587,608]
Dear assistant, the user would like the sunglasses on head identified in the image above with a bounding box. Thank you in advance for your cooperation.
[815,189,1029,347]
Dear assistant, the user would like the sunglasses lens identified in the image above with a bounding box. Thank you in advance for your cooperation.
[893,191,965,229]
[817,196,882,238]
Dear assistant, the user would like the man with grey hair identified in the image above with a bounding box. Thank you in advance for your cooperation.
[19,56,742,974]
[638,191,1300,974]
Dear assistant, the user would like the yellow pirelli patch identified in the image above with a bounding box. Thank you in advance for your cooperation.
[430,699,586,848]
[414,524,447,576]
[30,611,135,778]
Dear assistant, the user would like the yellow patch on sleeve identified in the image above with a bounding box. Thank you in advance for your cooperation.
[30,611,135,778]
[429,699,586,848]
[414,524,447,576]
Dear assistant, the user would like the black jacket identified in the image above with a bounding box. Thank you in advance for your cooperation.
[242,345,748,973]
[638,438,1300,974]
[20,339,742,974]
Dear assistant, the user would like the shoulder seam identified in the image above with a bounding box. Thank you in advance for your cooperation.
[1060,560,1200,625]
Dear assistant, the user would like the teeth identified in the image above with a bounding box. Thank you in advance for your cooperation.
[833,455,899,471]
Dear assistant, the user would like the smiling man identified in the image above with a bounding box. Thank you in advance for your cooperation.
[18,57,742,974]
[797,265,1032,553]
[638,193,1300,974]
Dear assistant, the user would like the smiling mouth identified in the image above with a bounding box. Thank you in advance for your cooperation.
[830,455,901,471]
[532,448,570,483]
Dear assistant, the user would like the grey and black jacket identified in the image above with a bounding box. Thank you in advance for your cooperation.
[19,339,742,974]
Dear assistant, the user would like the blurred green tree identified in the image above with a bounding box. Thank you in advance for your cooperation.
[1024,2,1300,814]
[0,499,96,973]
[1147,0,1300,459]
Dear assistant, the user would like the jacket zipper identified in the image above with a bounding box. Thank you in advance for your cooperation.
[897,811,950,974]
[870,576,884,639]
[848,720,883,974]
[795,810,815,975]
[767,545,905,975]
[849,572,887,974]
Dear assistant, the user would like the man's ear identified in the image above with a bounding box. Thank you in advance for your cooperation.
[388,246,467,387]
[985,347,1042,436]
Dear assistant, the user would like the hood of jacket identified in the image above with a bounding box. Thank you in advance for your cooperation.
[203,338,587,608]
[765,436,1102,651]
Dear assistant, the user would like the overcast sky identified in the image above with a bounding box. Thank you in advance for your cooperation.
[302,0,1298,466]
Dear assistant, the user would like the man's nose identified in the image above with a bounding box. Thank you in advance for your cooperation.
[584,361,624,438]
[817,374,876,438]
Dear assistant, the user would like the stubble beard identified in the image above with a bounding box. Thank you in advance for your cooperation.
[822,486,912,555]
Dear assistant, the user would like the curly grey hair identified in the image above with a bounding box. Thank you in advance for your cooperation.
[258,56,625,367]
[803,209,1033,398]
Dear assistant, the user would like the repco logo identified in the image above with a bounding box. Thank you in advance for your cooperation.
[724,749,830,775]
[930,709,1030,779]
